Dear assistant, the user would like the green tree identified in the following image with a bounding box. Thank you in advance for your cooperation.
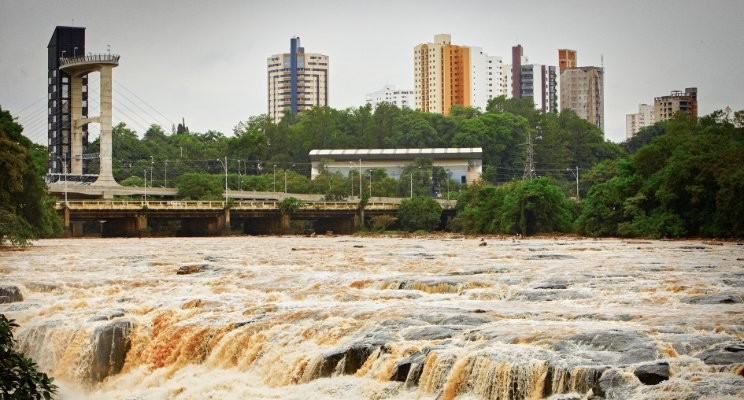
[398,196,442,231]
[1,315,57,399]
[0,107,62,246]
[176,172,223,200]
[498,178,574,235]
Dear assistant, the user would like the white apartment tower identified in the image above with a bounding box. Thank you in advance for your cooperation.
[469,47,507,110]
[365,85,414,110]
[626,104,655,139]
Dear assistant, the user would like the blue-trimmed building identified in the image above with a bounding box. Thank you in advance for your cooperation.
[267,37,329,122]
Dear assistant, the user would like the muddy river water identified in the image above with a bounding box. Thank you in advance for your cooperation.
[1,236,742,399]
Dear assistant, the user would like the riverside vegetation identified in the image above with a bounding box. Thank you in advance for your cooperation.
[2,99,744,244]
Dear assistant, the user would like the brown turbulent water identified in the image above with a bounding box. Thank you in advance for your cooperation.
[1,236,742,399]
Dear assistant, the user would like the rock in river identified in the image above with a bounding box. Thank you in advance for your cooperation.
[0,285,23,303]
[89,319,134,382]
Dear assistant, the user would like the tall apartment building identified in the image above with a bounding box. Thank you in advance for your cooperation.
[560,66,605,131]
[414,34,470,114]
[511,44,528,98]
[626,104,655,139]
[654,87,698,121]
[365,85,414,110]
[520,64,559,113]
[267,37,328,122]
[48,26,88,176]
[558,49,577,70]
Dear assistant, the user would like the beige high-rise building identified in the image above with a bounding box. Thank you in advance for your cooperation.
[414,34,471,114]
[560,66,605,132]
[626,104,655,139]
[267,37,328,122]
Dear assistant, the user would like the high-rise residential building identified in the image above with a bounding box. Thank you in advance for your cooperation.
[365,85,414,110]
[511,44,528,98]
[414,34,470,114]
[520,64,559,113]
[267,37,328,122]
[560,66,605,131]
[626,104,655,139]
[558,49,577,70]
[414,35,508,113]
[654,87,698,121]
[470,47,507,110]
[48,26,88,176]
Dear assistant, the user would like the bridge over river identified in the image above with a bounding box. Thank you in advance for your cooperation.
[55,199,457,237]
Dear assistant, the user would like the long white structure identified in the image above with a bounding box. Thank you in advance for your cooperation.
[309,148,482,185]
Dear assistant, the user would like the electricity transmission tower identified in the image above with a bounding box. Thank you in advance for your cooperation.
[522,128,540,180]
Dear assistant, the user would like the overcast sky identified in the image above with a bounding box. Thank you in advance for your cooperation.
[2,0,743,145]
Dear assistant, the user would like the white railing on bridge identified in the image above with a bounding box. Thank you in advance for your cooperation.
[54,200,403,211]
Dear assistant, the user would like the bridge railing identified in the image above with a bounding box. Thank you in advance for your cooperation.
[54,200,402,211]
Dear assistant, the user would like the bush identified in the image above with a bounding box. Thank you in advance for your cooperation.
[1,315,57,398]
[498,178,574,235]
[278,197,303,214]
[398,196,442,232]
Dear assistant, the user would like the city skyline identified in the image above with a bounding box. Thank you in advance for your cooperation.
[1,0,743,145]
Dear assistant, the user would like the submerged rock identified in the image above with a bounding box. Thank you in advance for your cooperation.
[694,341,744,365]
[634,362,670,385]
[89,319,134,382]
[390,351,427,386]
[316,342,382,378]
[684,294,742,304]
[403,326,459,341]
[0,285,23,303]
[597,369,639,398]
[176,264,209,275]
[87,309,125,322]
[556,329,659,365]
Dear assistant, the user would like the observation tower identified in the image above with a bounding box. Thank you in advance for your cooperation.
[59,53,120,185]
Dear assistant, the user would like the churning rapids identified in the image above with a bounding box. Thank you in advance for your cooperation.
[1,236,743,399]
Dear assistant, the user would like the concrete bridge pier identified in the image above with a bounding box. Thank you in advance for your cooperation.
[241,215,287,235]
[179,216,226,236]
[313,214,360,234]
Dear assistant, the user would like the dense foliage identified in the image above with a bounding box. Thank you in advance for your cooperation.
[398,196,442,231]
[452,178,575,235]
[1,315,57,399]
[82,97,620,199]
[578,111,744,238]
[0,107,62,246]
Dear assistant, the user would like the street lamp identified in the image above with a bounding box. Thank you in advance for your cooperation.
[143,169,147,203]
[368,169,373,198]
[284,164,295,194]
[216,157,228,204]
[349,161,354,197]
[446,169,451,201]
[164,160,168,188]
[567,166,579,200]
[237,160,242,191]
[410,171,413,198]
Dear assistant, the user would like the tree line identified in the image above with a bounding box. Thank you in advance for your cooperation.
[2,100,743,242]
